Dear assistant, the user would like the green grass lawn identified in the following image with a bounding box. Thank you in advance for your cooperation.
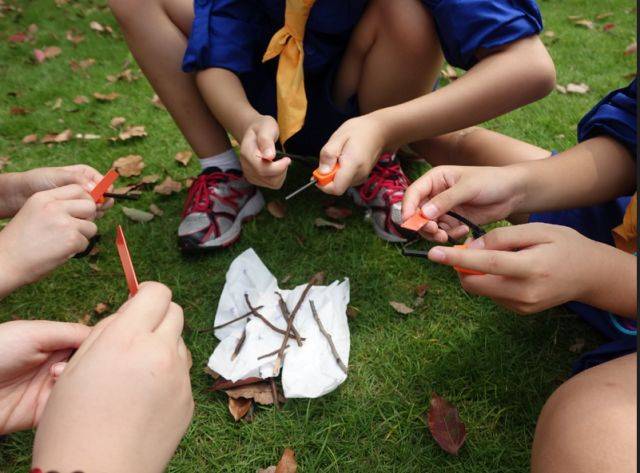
[0,0,636,471]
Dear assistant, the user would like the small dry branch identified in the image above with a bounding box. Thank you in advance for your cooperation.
[244,294,300,339]
[231,327,247,361]
[257,344,290,361]
[310,300,347,374]
[212,306,264,331]
[275,292,303,346]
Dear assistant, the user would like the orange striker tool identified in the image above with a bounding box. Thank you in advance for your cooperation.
[90,169,119,203]
[285,163,341,200]
[401,211,430,232]
[453,244,485,276]
[115,225,139,295]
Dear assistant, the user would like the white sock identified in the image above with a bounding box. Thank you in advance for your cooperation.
[199,149,240,171]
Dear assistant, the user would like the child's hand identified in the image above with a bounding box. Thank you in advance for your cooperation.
[32,282,193,473]
[402,165,526,242]
[317,115,386,195]
[0,185,98,294]
[426,223,598,314]
[0,320,90,434]
[239,115,291,189]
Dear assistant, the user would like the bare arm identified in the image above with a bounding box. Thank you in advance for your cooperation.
[378,36,556,148]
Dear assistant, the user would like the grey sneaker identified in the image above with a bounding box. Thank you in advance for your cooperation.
[349,153,411,243]
[178,167,264,252]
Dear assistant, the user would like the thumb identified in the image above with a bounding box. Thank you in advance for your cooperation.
[33,321,91,353]
[319,134,346,174]
[421,184,476,220]
[256,121,279,160]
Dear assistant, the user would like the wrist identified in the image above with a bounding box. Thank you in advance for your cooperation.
[0,245,25,298]
[0,173,29,218]
[235,108,263,142]
[367,109,397,150]
[507,164,534,214]
[574,238,614,305]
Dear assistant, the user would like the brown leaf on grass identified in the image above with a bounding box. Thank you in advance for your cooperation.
[0,156,11,171]
[566,83,590,94]
[275,449,297,473]
[203,366,220,379]
[310,271,326,285]
[107,68,139,83]
[569,338,586,353]
[78,313,92,325]
[73,95,89,105]
[324,206,352,220]
[69,58,96,72]
[149,204,164,216]
[225,381,285,406]
[602,23,616,32]
[94,302,109,315]
[89,21,113,34]
[43,46,62,59]
[41,129,72,144]
[595,12,613,20]
[441,64,458,81]
[109,116,126,128]
[257,467,277,473]
[571,18,594,29]
[51,97,62,110]
[175,151,193,166]
[33,49,46,64]
[415,284,429,298]
[112,125,147,141]
[112,154,145,177]
[427,393,467,455]
[8,32,29,43]
[389,301,414,315]
[267,200,287,219]
[140,174,161,184]
[150,94,166,109]
[10,107,28,115]
[122,207,154,223]
[543,30,556,39]
[314,218,345,230]
[346,305,359,319]
[22,134,38,144]
[94,92,120,102]
[66,29,84,45]
[228,396,252,422]
[555,84,567,94]
[154,177,183,195]
[75,133,101,140]
[184,177,195,188]
[624,41,637,56]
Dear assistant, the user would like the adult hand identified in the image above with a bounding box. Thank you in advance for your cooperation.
[0,184,98,295]
[32,282,194,473]
[239,114,291,189]
[317,114,387,195]
[0,320,90,434]
[402,165,527,242]
[426,223,597,314]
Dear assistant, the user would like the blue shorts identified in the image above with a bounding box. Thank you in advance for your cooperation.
[530,197,637,374]
[239,57,359,156]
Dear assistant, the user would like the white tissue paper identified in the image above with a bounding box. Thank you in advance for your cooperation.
[209,248,350,398]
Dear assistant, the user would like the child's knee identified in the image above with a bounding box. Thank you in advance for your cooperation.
[109,0,154,23]
[371,0,439,57]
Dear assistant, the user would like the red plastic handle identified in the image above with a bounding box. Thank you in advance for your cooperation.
[90,169,118,203]
[453,244,485,276]
[312,163,340,186]
[115,225,139,295]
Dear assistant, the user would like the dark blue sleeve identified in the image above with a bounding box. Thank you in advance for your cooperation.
[182,0,267,74]
[578,80,637,157]
[424,0,543,70]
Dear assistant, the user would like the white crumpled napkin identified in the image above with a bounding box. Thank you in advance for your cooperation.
[209,249,350,398]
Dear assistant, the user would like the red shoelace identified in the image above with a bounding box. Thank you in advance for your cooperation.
[357,154,409,206]
[181,170,245,217]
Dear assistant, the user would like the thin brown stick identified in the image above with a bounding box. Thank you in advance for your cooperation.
[272,278,316,375]
[231,328,247,361]
[257,344,290,361]
[275,292,302,347]
[212,306,264,331]
[310,300,347,374]
[243,294,300,338]
[269,377,280,410]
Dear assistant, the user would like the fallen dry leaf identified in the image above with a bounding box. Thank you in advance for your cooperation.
[75,133,101,140]
[113,125,147,141]
[175,150,192,166]
[0,156,11,171]
[566,83,590,94]
[543,30,556,39]
[571,18,594,29]
[275,448,297,473]
[69,58,96,72]
[415,284,429,298]
[89,20,110,33]
[569,338,586,353]
[602,22,616,31]
[43,46,61,59]
[228,396,252,422]
[112,154,145,177]
[267,200,287,219]
[140,174,161,185]
[150,94,166,109]
[41,129,72,144]
[107,68,139,83]
[51,97,62,110]
[595,12,614,20]
[257,467,276,473]
[225,381,284,406]
[310,271,326,285]
[8,32,29,43]
[149,204,164,216]
[78,313,92,325]
[555,84,567,94]
[66,29,84,45]
[110,116,126,128]
[94,302,109,315]
[346,305,359,319]
[73,95,89,104]
[324,206,352,220]
[154,177,183,195]
[10,106,28,115]
[389,301,414,315]
[94,92,120,102]
[314,218,345,230]
[624,41,637,56]
[22,134,38,144]
[441,64,458,81]
[33,49,46,64]
[122,207,154,223]
[427,393,467,455]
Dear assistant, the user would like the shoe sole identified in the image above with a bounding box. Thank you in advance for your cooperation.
[348,188,407,244]
[179,191,265,253]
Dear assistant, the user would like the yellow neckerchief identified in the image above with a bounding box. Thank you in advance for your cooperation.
[613,193,637,254]
[263,0,316,145]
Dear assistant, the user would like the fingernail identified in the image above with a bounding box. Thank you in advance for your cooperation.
[428,248,446,262]
[422,204,438,219]
[50,362,65,377]
[468,238,485,249]
[84,182,96,191]
[318,163,331,173]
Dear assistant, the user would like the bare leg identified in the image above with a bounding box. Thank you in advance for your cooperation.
[334,0,443,114]
[108,0,229,157]
[532,353,637,473]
